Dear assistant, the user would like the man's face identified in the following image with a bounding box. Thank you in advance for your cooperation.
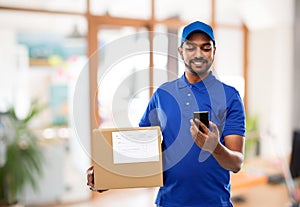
[178,32,216,77]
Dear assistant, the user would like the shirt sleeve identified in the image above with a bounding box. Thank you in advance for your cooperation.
[222,91,246,137]
[139,92,160,127]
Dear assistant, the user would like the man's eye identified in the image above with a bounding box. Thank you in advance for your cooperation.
[201,47,212,52]
[186,47,196,51]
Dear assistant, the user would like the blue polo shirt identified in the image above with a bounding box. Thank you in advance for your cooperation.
[139,72,245,207]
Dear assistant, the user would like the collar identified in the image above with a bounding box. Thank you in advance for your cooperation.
[178,71,216,90]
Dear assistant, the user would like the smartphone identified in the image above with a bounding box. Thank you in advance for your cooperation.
[193,111,209,133]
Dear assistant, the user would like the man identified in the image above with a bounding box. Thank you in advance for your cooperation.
[87,21,245,207]
[138,21,245,207]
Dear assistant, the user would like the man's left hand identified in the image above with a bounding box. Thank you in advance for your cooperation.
[190,119,220,153]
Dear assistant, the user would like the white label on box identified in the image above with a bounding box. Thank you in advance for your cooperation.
[112,129,159,164]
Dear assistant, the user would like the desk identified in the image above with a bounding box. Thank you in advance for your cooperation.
[231,157,293,207]
[231,171,267,190]
[232,183,291,207]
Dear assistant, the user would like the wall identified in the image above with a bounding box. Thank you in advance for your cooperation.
[293,0,300,130]
[246,0,294,157]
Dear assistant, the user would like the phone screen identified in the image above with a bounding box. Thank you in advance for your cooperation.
[193,111,209,133]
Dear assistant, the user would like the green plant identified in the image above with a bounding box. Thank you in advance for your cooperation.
[0,100,45,205]
[245,115,260,159]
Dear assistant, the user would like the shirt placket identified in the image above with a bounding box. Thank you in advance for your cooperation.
[179,85,198,119]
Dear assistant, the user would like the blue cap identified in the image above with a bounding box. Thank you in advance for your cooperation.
[181,21,215,45]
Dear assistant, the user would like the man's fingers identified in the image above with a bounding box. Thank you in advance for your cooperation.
[86,166,95,186]
[209,121,219,134]
[89,187,108,193]
[190,119,197,132]
[190,119,198,127]
[198,121,209,134]
[86,166,109,193]
[87,166,94,172]
[87,176,94,186]
[192,118,200,124]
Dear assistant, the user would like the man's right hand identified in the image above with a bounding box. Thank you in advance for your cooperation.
[86,166,108,193]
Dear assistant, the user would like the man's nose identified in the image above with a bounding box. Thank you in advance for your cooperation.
[195,47,203,58]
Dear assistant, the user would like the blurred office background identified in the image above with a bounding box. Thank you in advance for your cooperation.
[0,0,298,206]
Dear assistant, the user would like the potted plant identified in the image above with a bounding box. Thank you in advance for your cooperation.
[0,100,45,206]
[245,115,260,159]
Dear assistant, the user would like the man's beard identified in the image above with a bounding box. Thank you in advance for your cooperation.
[184,58,212,76]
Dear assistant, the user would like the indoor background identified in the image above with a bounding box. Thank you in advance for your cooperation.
[0,0,298,206]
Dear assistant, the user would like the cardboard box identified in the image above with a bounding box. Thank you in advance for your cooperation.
[92,126,163,190]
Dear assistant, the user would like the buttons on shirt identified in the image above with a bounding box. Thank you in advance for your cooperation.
[186,94,191,106]
[186,92,192,107]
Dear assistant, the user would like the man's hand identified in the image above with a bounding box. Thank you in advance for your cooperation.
[86,166,108,193]
[190,119,220,153]
[294,185,300,204]
[190,118,245,172]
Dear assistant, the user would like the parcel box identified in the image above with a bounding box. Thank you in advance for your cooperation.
[92,126,163,190]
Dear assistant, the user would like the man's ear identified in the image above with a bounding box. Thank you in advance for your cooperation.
[178,46,183,60]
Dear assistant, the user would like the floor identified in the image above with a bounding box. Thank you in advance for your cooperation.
[41,188,158,207]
